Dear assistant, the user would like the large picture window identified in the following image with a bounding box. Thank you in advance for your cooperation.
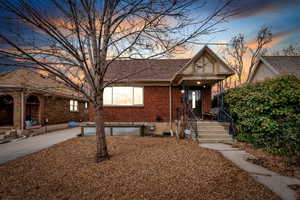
[103,87,143,106]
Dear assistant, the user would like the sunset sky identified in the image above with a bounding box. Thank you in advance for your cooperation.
[0,0,300,66]
[198,0,300,54]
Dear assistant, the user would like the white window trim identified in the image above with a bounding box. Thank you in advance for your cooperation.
[70,100,79,112]
[84,102,88,109]
[104,86,144,107]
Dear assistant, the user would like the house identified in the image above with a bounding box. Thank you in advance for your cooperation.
[0,69,88,137]
[248,56,300,83]
[88,46,235,137]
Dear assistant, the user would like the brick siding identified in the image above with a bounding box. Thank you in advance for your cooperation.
[44,97,87,125]
[89,85,213,123]
[89,86,183,122]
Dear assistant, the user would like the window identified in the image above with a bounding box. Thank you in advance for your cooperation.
[70,100,78,112]
[84,102,88,109]
[103,86,143,106]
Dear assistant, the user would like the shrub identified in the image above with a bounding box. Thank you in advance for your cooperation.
[224,75,300,157]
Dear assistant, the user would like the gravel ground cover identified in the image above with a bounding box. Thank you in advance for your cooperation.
[0,136,280,200]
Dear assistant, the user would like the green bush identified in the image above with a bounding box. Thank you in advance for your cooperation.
[224,75,300,157]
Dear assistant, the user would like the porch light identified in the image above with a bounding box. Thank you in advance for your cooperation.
[196,81,201,85]
[203,85,206,88]
[181,89,185,94]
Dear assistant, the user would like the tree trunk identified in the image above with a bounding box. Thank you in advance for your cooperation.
[94,94,109,162]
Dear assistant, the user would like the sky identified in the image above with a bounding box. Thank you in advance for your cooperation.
[0,0,300,63]
[197,0,300,54]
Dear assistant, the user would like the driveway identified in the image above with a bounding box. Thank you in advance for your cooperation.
[0,127,80,164]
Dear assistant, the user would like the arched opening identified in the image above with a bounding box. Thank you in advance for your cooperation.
[25,95,40,125]
[0,95,14,126]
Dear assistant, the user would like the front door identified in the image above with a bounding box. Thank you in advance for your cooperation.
[187,89,202,118]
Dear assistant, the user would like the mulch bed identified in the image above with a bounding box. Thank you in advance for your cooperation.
[234,142,300,178]
[0,136,280,200]
[234,142,300,199]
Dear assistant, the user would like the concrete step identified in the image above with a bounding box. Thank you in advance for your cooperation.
[195,121,230,126]
[198,138,234,144]
[197,126,229,131]
[198,134,232,139]
[192,130,229,135]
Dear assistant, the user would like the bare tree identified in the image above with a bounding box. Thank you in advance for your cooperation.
[223,26,272,86]
[0,0,235,162]
[248,26,272,75]
[223,34,246,84]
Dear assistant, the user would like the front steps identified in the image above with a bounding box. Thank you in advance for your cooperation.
[190,121,234,144]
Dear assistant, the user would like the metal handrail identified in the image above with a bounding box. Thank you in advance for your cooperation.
[186,108,199,139]
[218,109,236,136]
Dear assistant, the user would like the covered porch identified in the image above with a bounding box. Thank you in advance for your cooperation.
[170,46,235,140]
[178,79,223,120]
[171,46,234,121]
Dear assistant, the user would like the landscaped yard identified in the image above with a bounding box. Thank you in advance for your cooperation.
[0,136,279,200]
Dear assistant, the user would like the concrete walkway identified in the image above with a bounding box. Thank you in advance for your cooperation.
[0,127,80,164]
[200,143,300,200]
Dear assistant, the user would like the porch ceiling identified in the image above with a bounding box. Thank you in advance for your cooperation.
[180,79,221,86]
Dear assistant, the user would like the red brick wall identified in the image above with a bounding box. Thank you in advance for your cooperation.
[89,86,183,122]
[44,97,88,125]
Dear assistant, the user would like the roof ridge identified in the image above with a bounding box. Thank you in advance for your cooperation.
[108,58,190,61]
[263,55,300,57]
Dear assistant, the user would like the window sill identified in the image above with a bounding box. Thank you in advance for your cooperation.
[70,111,79,113]
[103,105,144,108]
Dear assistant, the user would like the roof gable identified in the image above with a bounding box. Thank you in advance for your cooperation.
[263,56,300,77]
[171,46,235,84]
[248,56,300,83]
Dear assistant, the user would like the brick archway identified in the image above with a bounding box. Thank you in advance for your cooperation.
[0,95,14,126]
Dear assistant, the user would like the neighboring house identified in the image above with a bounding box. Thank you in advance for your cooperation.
[248,56,300,83]
[89,46,235,136]
[0,69,88,135]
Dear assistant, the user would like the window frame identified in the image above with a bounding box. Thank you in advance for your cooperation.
[103,86,144,107]
[84,102,88,109]
[70,99,79,112]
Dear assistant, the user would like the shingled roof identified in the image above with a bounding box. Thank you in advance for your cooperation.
[0,69,84,99]
[104,59,189,82]
[262,56,300,78]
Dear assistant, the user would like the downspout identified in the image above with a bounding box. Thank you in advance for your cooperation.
[169,83,173,136]
[21,91,24,131]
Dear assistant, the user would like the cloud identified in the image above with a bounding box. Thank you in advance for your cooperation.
[246,27,300,49]
[231,0,300,19]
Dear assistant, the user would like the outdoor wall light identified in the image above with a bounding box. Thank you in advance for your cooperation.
[196,81,201,85]
[181,89,185,94]
[149,126,155,131]
[203,85,206,88]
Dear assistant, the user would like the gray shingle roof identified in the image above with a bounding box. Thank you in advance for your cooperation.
[263,56,300,78]
[104,59,189,81]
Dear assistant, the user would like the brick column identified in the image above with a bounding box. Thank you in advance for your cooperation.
[12,92,22,129]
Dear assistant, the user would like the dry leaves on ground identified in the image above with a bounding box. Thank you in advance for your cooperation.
[234,142,300,178]
[0,136,280,200]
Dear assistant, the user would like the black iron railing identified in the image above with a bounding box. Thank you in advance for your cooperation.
[217,109,236,136]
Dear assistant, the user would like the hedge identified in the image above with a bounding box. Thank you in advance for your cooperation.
[224,75,300,157]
